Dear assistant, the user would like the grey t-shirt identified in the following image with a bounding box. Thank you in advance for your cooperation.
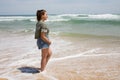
[35,21,49,39]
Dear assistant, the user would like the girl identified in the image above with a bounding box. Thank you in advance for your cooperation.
[35,9,52,72]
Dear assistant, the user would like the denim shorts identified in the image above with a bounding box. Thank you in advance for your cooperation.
[37,38,49,49]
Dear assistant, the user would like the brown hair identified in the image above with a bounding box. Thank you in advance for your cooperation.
[36,9,46,21]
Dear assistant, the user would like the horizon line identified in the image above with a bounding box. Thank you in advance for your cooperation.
[0,13,120,16]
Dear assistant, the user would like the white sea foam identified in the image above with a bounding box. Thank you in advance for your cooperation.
[51,48,101,61]
[0,14,120,22]
[50,32,61,36]
[0,16,35,22]
[88,14,120,20]
[57,14,80,17]
[47,15,70,22]
[47,18,69,22]
[48,14,120,21]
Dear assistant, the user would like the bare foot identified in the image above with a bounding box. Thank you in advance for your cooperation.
[40,68,44,72]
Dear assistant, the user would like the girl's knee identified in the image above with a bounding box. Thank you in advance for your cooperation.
[49,50,52,57]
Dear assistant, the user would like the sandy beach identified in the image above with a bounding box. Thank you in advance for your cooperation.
[0,32,120,80]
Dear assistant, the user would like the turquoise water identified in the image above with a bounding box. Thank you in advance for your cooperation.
[0,14,120,37]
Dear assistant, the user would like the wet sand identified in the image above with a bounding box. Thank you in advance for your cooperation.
[0,34,120,80]
[43,53,120,80]
[1,53,119,80]
[0,78,8,80]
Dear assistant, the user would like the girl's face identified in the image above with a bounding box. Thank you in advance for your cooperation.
[42,12,48,21]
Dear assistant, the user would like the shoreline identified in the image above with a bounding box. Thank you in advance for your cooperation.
[0,32,120,80]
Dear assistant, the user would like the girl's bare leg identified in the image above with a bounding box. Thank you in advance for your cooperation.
[41,48,48,71]
[46,48,52,65]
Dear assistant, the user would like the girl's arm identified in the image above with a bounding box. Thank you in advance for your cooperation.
[40,32,51,45]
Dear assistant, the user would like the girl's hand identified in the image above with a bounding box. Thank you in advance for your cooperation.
[48,41,51,45]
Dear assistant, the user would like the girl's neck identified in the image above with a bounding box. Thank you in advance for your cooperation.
[40,19,45,22]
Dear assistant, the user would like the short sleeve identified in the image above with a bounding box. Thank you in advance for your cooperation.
[41,28,48,33]
[40,23,48,33]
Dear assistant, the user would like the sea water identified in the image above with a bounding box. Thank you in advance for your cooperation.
[0,14,120,37]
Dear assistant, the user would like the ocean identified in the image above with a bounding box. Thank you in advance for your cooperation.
[0,14,120,37]
[0,14,120,80]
